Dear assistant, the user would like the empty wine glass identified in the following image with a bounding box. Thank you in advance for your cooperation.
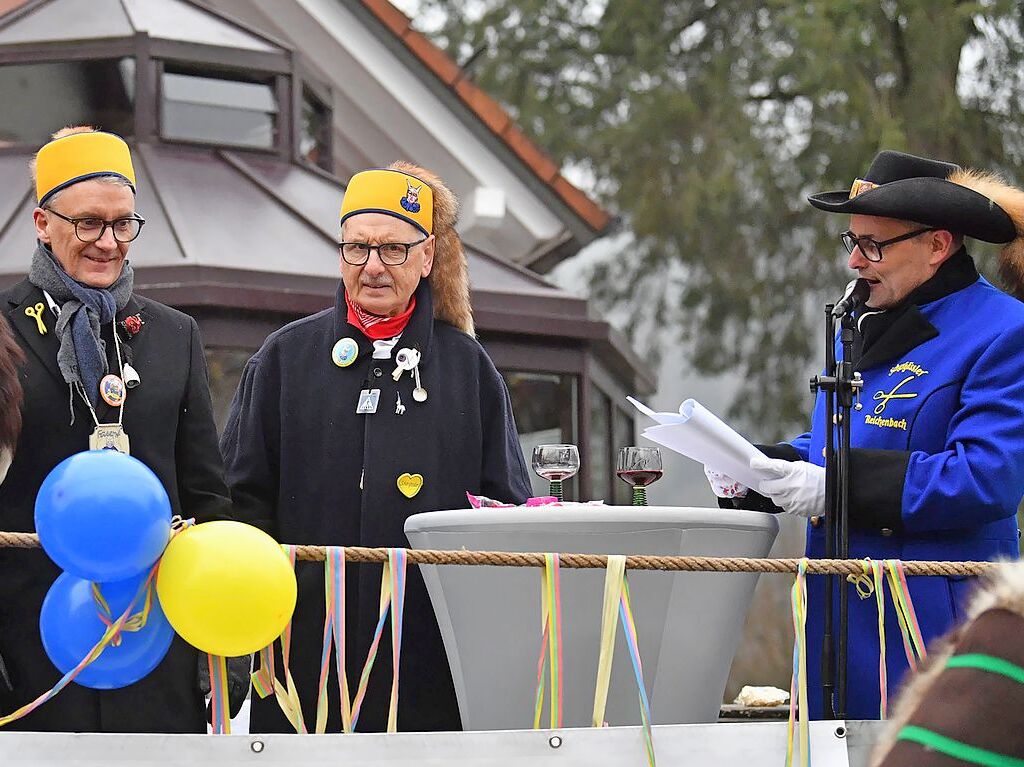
[531,444,580,501]
[616,447,663,506]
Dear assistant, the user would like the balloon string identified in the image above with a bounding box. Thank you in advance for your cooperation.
[0,561,159,728]
[0,522,198,728]
[91,580,154,647]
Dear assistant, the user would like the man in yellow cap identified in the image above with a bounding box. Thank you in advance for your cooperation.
[0,127,231,732]
[221,162,532,733]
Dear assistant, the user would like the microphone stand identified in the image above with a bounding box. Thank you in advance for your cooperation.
[810,304,862,719]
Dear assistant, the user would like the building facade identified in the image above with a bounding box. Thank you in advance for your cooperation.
[0,0,652,502]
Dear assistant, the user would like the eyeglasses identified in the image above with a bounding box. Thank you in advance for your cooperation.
[839,227,937,262]
[46,208,146,243]
[339,238,427,266]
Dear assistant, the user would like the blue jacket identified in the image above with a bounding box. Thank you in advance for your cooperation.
[786,254,1024,719]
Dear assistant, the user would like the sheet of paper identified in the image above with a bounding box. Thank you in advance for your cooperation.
[628,397,768,489]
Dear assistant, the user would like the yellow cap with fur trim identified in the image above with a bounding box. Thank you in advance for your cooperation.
[35,131,136,205]
[340,168,433,236]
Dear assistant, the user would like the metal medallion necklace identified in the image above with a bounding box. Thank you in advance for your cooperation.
[79,318,131,454]
[44,290,132,453]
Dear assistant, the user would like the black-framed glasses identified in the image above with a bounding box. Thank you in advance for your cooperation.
[339,238,427,266]
[840,227,937,262]
[45,209,146,243]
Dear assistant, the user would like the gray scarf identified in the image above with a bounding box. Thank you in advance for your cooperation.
[28,242,133,413]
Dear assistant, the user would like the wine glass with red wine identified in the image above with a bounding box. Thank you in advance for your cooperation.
[616,447,663,506]
[531,444,580,501]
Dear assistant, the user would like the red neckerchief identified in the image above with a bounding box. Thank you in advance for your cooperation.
[345,292,417,340]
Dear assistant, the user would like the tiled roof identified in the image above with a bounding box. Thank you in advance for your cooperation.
[0,0,26,16]
[359,0,610,234]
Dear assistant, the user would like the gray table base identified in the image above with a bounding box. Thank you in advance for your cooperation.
[405,506,780,730]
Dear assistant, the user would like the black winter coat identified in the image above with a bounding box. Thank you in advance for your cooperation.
[0,277,230,732]
[221,281,531,733]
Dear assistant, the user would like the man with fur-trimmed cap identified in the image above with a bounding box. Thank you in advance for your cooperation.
[221,162,531,733]
[0,127,231,731]
[706,150,1024,719]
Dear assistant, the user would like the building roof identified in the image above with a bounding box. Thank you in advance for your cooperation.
[0,0,611,258]
[0,0,649,389]
[355,0,610,236]
[0,0,283,51]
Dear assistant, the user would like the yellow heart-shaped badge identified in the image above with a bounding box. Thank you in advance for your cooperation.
[397,473,423,499]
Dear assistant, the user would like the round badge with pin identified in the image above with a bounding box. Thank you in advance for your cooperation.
[99,374,126,407]
[331,337,359,368]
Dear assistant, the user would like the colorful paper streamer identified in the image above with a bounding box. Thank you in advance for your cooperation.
[786,558,810,767]
[592,554,656,766]
[533,553,563,729]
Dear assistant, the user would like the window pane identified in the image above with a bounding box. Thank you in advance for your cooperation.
[161,68,276,149]
[588,389,612,502]
[205,348,252,433]
[300,86,332,172]
[504,371,579,500]
[612,406,636,505]
[0,59,135,147]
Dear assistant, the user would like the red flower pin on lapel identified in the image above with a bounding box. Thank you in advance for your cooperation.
[121,314,144,337]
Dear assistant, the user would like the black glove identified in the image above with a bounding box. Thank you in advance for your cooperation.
[197,653,252,721]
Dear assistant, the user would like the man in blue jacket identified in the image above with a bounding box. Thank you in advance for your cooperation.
[707,150,1024,719]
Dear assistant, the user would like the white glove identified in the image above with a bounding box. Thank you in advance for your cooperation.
[749,455,826,518]
[703,465,749,499]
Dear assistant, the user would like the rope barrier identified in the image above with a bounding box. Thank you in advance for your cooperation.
[0,530,1002,577]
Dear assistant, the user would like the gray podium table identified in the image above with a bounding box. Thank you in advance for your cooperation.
[404,506,779,731]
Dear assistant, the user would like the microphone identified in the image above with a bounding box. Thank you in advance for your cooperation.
[831,278,870,318]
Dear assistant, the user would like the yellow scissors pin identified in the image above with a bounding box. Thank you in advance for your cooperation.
[872,375,918,415]
[25,302,47,335]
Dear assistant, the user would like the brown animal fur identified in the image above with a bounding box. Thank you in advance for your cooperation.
[0,312,24,454]
[388,161,474,336]
[869,561,1024,765]
[948,168,1024,299]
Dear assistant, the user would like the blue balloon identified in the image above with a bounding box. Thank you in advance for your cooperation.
[40,571,174,689]
[35,451,172,582]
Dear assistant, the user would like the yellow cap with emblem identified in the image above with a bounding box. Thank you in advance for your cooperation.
[35,131,136,205]
[340,168,433,236]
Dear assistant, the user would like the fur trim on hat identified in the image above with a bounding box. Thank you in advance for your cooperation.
[0,313,23,457]
[387,161,473,336]
[948,169,1024,299]
[870,560,1024,766]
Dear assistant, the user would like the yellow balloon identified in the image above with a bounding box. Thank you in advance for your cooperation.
[156,521,296,656]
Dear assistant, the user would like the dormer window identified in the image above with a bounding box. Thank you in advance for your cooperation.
[300,85,332,172]
[0,58,135,147]
[159,64,277,150]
